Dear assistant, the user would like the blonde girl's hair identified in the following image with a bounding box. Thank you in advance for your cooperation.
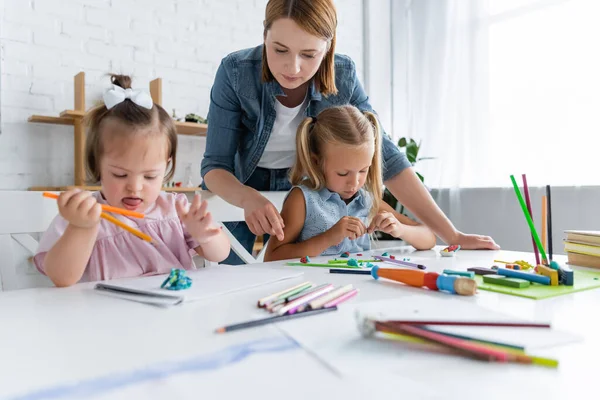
[83,74,177,184]
[262,0,338,96]
[290,105,383,219]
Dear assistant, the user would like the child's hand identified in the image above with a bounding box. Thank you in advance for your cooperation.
[57,189,102,229]
[368,211,405,238]
[328,216,367,244]
[176,194,221,244]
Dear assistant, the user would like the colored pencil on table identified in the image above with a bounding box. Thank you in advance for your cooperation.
[541,195,547,255]
[380,320,551,328]
[307,284,355,310]
[322,288,359,308]
[373,256,426,270]
[257,281,312,307]
[329,268,372,275]
[522,174,540,265]
[286,262,361,269]
[43,192,145,218]
[378,322,510,362]
[277,284,334,315]
[509,175,548,263]
[215,306,338,333]
[546,185,553,261]
[100,212,153,244]
[328,259,381,264]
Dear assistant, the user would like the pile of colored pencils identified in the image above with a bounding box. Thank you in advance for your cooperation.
[215,281,359,333]
[357,314,558,368]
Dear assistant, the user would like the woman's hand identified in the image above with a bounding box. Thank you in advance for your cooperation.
[242,191,285,241]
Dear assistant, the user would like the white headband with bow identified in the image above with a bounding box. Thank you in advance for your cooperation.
[103,84,154,110]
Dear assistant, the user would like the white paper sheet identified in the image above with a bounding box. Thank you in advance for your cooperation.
[275,295,582,391]
[93,265,304,306]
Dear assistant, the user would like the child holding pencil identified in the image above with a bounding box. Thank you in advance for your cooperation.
[264,106,435,261]
[34,75,230,287]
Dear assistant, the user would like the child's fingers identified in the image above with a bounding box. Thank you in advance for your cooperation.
[175,197,189,219]
[193,200,209,219]
[57,189,81,208]
[88,203,102,220]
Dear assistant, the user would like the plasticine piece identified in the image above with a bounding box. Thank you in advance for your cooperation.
[558,264,574,286]
[341,252,350,258]
[483,274,530,288]
[160,268,192,291]
[536,264,559,286]
[300,256,311,264]
[357,253,363,256]
[381,252,389,257]
[440,245,460,257]
[347,258,359,267]
[443,269,475,279]
[467,267,497,276]
[390,255,396,260]
[549,261,560,271]
[366,262,375,268]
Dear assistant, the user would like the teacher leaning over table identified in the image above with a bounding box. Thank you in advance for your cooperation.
[201,0,499,264]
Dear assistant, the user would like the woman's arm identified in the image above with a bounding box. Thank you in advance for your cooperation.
[201,59,284,240]
[347,55,498,250]
[384,169,499,249]
[265,189,338,261]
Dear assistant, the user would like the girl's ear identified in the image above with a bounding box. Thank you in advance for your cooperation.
[311,154,320,166]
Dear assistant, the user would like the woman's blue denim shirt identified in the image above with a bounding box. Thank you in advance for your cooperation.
[200,45,410,185]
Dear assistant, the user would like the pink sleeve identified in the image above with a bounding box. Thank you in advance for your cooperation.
[174,193,200,250]
[33,214,70,275]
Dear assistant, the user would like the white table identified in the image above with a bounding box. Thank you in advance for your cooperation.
[1,246,599,400]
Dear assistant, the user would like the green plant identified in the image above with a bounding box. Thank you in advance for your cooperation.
[378,137,435,239]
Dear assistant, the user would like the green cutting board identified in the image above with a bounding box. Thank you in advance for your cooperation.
[475,269,600,299]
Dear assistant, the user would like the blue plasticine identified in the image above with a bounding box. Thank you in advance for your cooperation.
[549,261,560,270]
[436,274,457,294]
[558,264,574,286]
[497,268,551,285]
[347,258,359,267]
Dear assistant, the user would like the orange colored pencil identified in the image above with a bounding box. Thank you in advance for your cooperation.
[541,195,547,255]
[100,212,153,244]
[43,192,145,219]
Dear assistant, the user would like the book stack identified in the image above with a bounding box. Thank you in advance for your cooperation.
[564,230,600,269]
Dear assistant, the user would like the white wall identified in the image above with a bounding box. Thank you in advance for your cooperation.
[432,186,600,255]
[0,0,364,189]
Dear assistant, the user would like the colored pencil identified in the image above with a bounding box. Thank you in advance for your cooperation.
[379,330,558,368]
[308,284,355,310]
[546,185,553,261]
[100,212,152,244]
[373,256,426,270]
[329,268,372,275]
[43,192,144,219]
[277,285,334,315]
[379,322,510,362]
[265,283,317,311]
[541,195,547,255]
[381,320,551,328]
[509,175,548,263]
[215,306,338,333]
[257,281,313,307]
[419,326,525,351]
[323,288,359,308]
[328,259,380,264]
[522,174,540,265]
[286,262,360,269]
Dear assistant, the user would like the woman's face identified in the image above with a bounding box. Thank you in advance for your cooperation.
[265,18,329,91]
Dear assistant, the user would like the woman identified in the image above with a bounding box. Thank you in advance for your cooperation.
[201,0,499,264]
